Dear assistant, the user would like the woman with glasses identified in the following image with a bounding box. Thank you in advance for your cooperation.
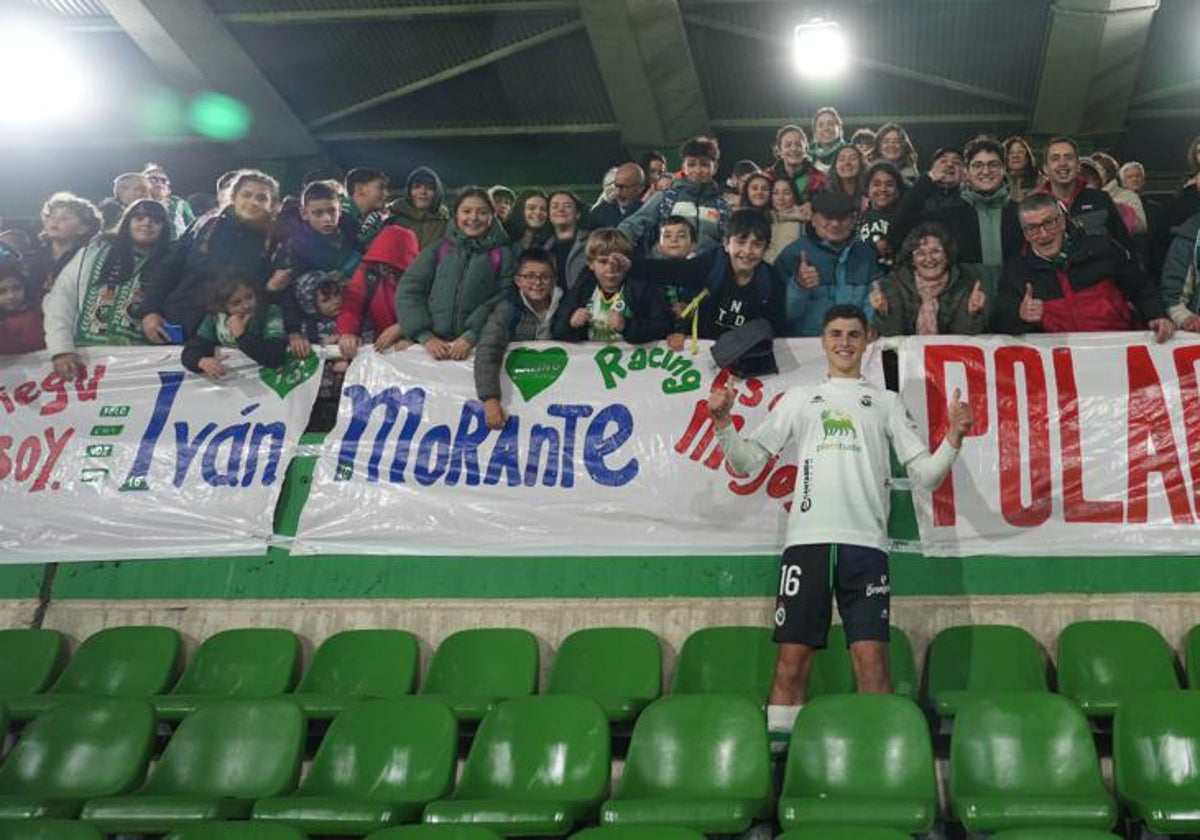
[143,163,195,240]
[871,222,987,336]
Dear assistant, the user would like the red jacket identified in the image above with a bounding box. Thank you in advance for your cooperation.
[0,308,46,354]
[335,225,420,338]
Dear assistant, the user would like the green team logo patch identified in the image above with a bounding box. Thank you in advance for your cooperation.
[505,347,568,401]
[260,353,320,399]
[820,409,856,439]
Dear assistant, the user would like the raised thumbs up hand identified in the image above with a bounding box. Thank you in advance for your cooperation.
[947,387,975,447]
[868,279,888,315]
[796,250,820,289]
[967,280,986,316]
[1019,282,1043,324]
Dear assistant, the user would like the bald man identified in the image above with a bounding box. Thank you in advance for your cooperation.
[584,162,646,230]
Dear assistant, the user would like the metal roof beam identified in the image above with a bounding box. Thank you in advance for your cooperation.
[223,2,579,25]
[316,123,621,141]
[580,0,710,151]
[308,20,585,129]
[712,113,1030,129]
[1030,0,1159,137]
[102,0,319,156]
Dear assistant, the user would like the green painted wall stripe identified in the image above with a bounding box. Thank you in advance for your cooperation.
[0,564,48,600]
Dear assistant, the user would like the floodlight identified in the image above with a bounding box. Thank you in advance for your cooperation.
[793,18,849,78]
[0,22,91,127]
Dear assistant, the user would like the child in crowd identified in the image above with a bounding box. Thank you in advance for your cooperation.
[337,224,421,359]
[552,228,673,344]
[294,271,344,344]
[474,247,564,429]
[0,257,44,354]
[268,181,361,296]
[619,136,730,254]
[181,272,288,378]
[397,187,514,361]
[390,166,450,249]
[340,167,389,250]
[655,215,699,326]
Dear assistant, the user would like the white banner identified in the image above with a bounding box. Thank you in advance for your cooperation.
[0,347,322,562]
[292,341,884,556]
[898,333,1200,557]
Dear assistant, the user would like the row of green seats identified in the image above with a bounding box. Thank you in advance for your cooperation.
[3,689,1199,836]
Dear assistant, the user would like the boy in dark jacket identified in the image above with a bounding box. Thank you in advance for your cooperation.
[552,228,672,344]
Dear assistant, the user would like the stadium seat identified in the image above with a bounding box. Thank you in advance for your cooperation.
[1185,624,1200,688]
[367,826,501,840]
[423,696,610,835]
[0,629,67,699]
[0,819,105,840]
[949,692,1116,832]
[0,698,155,819]
[669,626,774,702]
[778,694,937,833]
[775,828,912,840]
[600,694,770,833]
[253,697,457,834]
[1113,689,1200,834]
[989,831,1124,840]
[291,629,419,718]
[1057,620,1180,717]
[164,824,307,840]
[5,626,181,720]
[418,628,538,721]
[154,628,301,720]
[925,624,1048,716]
[546,627,661,722]
[81,698,305,833]
[808,626,917,699]
[571,828,706,840]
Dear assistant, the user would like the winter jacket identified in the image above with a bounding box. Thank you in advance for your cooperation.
[886,174,1024,264]
[274,222,360,279]
[337,225,421,339]
[0,291,44,354]
[767,159,828,204]
[1160,212,1200,325]
[876,263,987,336]
[584,199,643,232]
[618,178,729,253]
[993,231,1164,334]
[551,270,672,344]
[766,207,804,264]
[389,167,450,248]
[396,220,514,345]
[139,206,274,336]
[473,286,563,402]
[1038,178,1137,255]
[774,229,883,337]
[293,270,342,343]
[181,304,288,372]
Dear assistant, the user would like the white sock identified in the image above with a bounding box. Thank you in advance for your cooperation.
[767,703,803,733]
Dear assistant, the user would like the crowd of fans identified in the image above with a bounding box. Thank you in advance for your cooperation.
[2,110,1200,427]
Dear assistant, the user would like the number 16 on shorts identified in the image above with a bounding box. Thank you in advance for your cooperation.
[779,564,802,597]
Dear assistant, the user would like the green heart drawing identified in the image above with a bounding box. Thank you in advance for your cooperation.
[505,346,569,402]
[260,352,320,398]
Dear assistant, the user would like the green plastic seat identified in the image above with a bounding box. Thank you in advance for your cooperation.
[1185,624,1200,688]
[0,820,105,840]
[808,626,917,699]
[0,629,68,698]
[571,828,706,840]
[292,629,419,718]
[1057,620,1180,717]
[368,826,501,840]
[164,824,307,840]
[776,828,912,840]
[988,829,1124,840]
[253,697,457,834]
[81,698,305,833]
[546,628,661,723]
[153,628,301,720]
[600,694,770,833]
[423,696,610,835]
[5,626,181,720]
[925,624,1048,716]
[0,698,155,819]
[949,692,1116,832]
[1114,689,1200,834]
[669,626,774,702]
[419,629,538,721]
[778,694,937,832]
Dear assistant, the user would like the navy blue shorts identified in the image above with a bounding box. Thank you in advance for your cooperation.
[773,543,890,647]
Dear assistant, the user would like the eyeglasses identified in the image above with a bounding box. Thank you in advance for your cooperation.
[517,272,555,283]
[613,181,641,190]
[1021,216,1062,236]
[969,160,1003,173]
[146,175,170,184]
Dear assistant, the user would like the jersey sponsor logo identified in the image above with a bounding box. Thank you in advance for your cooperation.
[809,395,825,404]
[865,574,890,597]
[798,457,813,512]
[821,409,856,438]
[774,605,787,626]
[859,394,873,407]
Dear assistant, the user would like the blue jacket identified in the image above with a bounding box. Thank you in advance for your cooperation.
[774,229,883,337]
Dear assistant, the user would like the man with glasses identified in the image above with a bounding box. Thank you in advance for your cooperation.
[585,162,646,231]
[992,192,1172,340]
[888,138,1023,316]
[143,163,195,240]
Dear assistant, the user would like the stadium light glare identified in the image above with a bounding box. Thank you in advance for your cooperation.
[0,22,92,128]
[793,18,849,78]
